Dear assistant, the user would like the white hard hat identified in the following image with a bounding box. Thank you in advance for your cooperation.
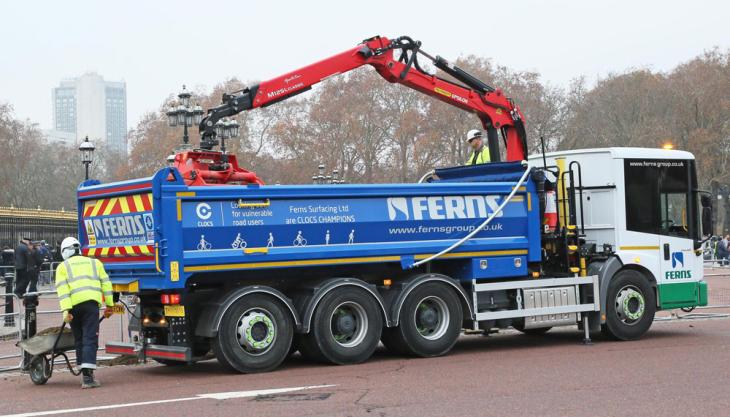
[466,129,482,142]
[60,237,81,260]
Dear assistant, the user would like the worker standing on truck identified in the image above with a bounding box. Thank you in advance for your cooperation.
[55,237,115,389]
[465,129,490,165]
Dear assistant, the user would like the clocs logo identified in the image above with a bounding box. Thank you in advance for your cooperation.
[671,251,684,269]
[387,198,410,221]
[196,203,212,220]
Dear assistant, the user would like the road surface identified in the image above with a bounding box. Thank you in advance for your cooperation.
[0,314,728,417]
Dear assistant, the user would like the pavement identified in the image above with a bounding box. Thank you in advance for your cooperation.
[0,271,727,417]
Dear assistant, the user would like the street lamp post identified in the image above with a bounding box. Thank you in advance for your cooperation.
[214,118,240,154]
[166,85,204,148]
[79,136,95,180]
[213,117,240,164]
[312,164,347,184]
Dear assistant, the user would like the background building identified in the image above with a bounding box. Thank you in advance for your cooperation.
[52,72,127,154]
[42,129,76,146]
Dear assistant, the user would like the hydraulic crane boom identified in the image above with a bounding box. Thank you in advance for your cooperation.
[199,36,528,162]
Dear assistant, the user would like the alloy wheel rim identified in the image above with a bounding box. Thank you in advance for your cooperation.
[236,308,276,355]
[329,301,368,348]
[614,285,645,325]
[414,295,450,340]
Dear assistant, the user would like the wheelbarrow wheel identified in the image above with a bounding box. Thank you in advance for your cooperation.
[29,356,50,385]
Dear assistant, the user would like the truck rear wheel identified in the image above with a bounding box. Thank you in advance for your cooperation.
[297,287,382,365]
[602,269,656,341]
[382,282,462,357]
[213,294,293,373]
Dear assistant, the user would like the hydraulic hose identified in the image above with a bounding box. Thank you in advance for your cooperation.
[417,169,435,184]
[408,162,531,269]
[118,298,140,320]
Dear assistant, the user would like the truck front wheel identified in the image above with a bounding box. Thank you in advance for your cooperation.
[297,287,382,365]
[382,282,462,357]
[602,269,656,341]
[213,294,293,373]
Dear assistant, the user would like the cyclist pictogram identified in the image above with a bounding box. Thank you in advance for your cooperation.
[231,233,247,249]
[197,234,212,251]
[293,231,307,247]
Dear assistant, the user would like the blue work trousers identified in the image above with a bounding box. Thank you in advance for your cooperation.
[70,300,100,369]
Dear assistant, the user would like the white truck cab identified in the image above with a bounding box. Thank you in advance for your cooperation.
[529,147,709,338]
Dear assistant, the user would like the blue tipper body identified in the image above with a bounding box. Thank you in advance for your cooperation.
[77,162,541,291]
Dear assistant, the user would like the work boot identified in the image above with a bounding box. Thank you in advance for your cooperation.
[81,369,101,389]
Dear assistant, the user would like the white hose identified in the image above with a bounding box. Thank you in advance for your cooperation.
[408,162,531,269]
[417,169,435,184]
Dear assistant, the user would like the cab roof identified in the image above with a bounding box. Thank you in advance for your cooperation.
[528,147,695,161]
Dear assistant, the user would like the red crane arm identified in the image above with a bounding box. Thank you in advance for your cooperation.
[200,35,527,162]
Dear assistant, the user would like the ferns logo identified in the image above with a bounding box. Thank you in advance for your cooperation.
[387,198,410,221]
[666,251,691,279]
[386,195,503,221]
[671,251,684,268]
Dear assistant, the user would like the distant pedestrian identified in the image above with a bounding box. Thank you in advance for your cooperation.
[28,241,44,292]
[13,238,32,297]
[720,235,730,266]
[52,241,63,263]
[38,241,51,262]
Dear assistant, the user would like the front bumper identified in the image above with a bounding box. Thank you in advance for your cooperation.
[658,280,708,309]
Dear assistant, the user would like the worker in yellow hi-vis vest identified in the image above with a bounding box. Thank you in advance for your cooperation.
[465,129,491,165]
[55,237,116,389]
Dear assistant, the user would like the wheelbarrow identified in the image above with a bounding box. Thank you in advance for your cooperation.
[17,318,105,385]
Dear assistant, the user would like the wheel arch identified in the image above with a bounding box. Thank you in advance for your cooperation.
[389,273,473,327]
[590,256,658,324]
[619,263,658,305]
[194,285,300,338]
[296,278,389,334]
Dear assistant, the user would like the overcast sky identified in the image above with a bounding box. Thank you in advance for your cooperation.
[1,0,728,131]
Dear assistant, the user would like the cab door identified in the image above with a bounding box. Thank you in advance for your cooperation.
[656,162,702,308]
[623,158,701,308]
[658,192,696,285]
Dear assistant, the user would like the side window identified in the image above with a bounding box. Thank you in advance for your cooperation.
[624,159,690,238]
[660,193,688,237]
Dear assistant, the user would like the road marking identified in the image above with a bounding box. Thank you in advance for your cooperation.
[0,384,335,417]
[197,384,335,400]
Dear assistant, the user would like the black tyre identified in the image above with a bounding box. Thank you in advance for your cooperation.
[297,287,382,365]
[381,282,462,357]
[601,269,656,341]
[213,294,294,373]
[29,355,50,385]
